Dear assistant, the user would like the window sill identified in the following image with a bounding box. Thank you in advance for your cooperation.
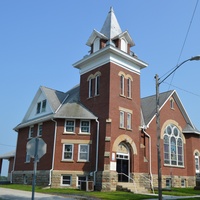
[119,94,126,98]
[127,97,132,100]
[126,128,132,131]
[119,127,126,130]
[61,160,74,163]
[77,160,89,163]
[164,164,185,168]
[63,132,76,135]
[78,132,91,135]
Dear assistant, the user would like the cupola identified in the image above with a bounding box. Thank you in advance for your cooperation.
[86,7,135,54]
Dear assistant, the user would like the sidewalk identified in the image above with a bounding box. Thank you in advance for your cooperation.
[0,187,76,200]
[146,194,200,200]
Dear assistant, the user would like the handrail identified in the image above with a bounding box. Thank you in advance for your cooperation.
[117,173,137,193]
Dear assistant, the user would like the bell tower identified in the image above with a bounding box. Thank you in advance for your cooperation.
[73,7,148,190]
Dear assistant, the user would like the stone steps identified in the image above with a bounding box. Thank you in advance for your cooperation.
[117,182,149,194]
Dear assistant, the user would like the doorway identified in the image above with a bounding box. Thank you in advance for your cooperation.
[116,143,130,182]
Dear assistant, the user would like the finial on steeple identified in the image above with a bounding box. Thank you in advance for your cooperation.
[100,7,122,39]
[110,6,114,13]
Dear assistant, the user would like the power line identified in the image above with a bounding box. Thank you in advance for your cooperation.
[0,143,16,148]
[163,0,199,86]
[163,81,200,98]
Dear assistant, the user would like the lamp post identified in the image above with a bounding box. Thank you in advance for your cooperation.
[155,55,200,200]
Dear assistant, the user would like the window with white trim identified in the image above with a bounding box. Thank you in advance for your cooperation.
[37,123,43,136]
[127,113,132,130]
[163,124,184,166]
[120,75,125,96]
[121,38,127,53]
[80,120,90,133]
[95,75,100,96]
[195,152,200,173]
[93,38,100,53]
[65,120,75,133]
[78,144,89,161]
[170,98,174,109]
[36,99,47,114]
[127,78,132,98]
[29,126,34,138]
[61,175,71,186]
[88,78,93,98]
[120,111,125,128]
[62,144,73,160]
[166,178,172,187]
[181,179,186,187]
[77,176,87,188]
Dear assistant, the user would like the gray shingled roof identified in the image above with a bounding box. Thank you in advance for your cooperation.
[41,86,67,112]
[141,90,173,126]
[54,85,97,119]
[141,90,200,134]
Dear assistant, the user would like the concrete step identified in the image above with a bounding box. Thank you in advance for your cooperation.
[117,182,149,194]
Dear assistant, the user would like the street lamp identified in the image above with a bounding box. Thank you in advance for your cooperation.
[155,55,200,200]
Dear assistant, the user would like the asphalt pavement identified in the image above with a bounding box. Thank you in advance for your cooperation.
[0,188,77,200]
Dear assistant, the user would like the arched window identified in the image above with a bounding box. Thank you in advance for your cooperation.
[163,124,184,166]
[195,152,200,173]
[121,38,127,53]
[93,38,100,53]
[127,78,132,98]
[88,77,93,98]
[120,75,125,96]
[95,75,100,96]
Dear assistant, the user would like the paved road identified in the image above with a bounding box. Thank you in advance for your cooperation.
[0,188,77,200]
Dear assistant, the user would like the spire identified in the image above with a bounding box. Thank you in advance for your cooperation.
[100,7,122,39]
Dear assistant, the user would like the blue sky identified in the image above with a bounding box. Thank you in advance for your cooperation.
[0,1,200,176]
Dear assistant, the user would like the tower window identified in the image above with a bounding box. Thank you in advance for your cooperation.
[93,38,100,53]
[121,38,127,53]
[120,111,125,128]
[95,75,100,96]
[127,78,132,98]
[88,78,93,98]
[120,75,125,96]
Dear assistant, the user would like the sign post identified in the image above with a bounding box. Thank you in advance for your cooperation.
[26,138,47,200]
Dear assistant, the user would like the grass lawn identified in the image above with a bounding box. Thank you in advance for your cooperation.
[1,184,200,199]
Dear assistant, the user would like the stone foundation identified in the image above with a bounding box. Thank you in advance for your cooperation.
[12,170,49,186]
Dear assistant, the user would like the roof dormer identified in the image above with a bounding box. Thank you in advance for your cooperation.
[86,7,135,54]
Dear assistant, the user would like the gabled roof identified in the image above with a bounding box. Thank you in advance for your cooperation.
[141,90,200,134]
[14,85,97,131]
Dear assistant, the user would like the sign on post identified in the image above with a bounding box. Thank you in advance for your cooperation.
[26,137,47,200]
[26,138,47,159]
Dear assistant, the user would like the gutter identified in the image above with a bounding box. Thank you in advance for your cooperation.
[142,126,154,193]
[49,118,57,186]
[93,118,99,186]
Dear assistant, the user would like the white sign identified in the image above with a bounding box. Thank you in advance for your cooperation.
[26,138,47,159]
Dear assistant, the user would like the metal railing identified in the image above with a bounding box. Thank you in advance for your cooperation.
[117,173,137,193]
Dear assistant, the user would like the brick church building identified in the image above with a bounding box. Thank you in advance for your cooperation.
[9,7,200,192]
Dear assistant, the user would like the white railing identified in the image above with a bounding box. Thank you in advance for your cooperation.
[117,173,137,193]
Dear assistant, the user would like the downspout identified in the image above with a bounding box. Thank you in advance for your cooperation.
[49,118,57,186]
[49,94,68,186]
[10,154,16,183]
[142,126,154,193]
[11,131,19,183]
[93,118,99,187]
